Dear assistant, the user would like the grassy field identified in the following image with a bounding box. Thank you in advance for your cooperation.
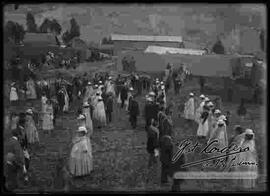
[3,65,266,193]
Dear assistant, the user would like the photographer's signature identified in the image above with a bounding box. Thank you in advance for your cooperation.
[172,139,258,169]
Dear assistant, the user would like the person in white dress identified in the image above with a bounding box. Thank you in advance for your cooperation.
[83,82,93,103]
[195,94,205,123]
[105,77,116,97]
[10,82,19,105]
[69,126,93,177]
[234,129,258,189]
[94,96,107,128]
[26,78,37,100]
[25,109,39,145]
[125,87,133,112]
[62,87,70,112]
[41,93,48,113]
[184,93,195,121]
[207,119,228,168]
[197,105,210,140]
[42,99,54,134]
[82,102,93,136]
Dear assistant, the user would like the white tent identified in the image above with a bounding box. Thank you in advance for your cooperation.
[144,45,206,55]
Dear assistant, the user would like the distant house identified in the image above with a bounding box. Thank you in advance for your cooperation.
[23,33,58,47]
[111,33,183,56]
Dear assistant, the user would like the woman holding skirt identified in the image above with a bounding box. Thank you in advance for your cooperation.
[69,126,93,177]
[25,109,39,144]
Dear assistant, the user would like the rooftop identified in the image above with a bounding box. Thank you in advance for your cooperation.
[111,34,183,43]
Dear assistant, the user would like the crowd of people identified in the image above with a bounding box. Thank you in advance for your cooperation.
[4,62,258,192]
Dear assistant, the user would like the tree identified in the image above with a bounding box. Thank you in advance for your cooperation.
[4,21,25,44]
[69,18,80,38]
[39,18,52,33]
[26,12,38,32]
[50,19,62,35]
[212,39,225,54]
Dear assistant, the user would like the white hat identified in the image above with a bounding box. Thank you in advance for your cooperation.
[200,94,205,99]
[189,92,194,96]
[146,97,153,102]
[77,114,86,120]
[26,109,33,115]
[217,119,225,125]
[160,81,164,84]
[214,109,221,114]
[204,97,210,102]
[87,82,92,85]
[77,126,87,133]
[129,87,134,91]
[98,96,103,100]
[99,81,102,84]
[108,76,112,80]
[161,85,165,90]
[245,129,254,135]
[156,78,159,81]
[149,92,155,96]
[218,115,227,121]
[94,84,99,88]
[207,102,214,107]
[83,102,89,107]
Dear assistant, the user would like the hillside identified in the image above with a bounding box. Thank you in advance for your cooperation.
[4,4,266,48]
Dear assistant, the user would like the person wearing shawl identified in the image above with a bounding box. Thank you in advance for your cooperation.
[82,102,93,136]
[93,96,107,129]
[24,109,39,145]
[26,77,37,100]
[234,129,258,189]
[197,105,210,140]
[125,87,133,112]
[105,77,116,97]
[42,99,54,135]
[83,82,93,103]
[10,82,19,105]
[184,93,195,121]
[195,94,206,124]
[207,119,228,167]
[160,135,173,184]
[147,119,159,168]
[10,112,19,131]
[128,95,140,129]
[69,126,93,177]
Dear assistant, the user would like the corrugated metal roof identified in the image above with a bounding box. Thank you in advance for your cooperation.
[111,34,182,42]
[145,46,206,55]
[24,33,57,45]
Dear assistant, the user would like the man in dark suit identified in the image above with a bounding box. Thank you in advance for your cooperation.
[106,93,114,123]
[5,128,27,191]
[160,135,173,184]
[147,119,159,168]
[120,85,128,108]
[128,96,140,129]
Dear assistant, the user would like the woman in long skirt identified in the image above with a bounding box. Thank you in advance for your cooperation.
[42,99,54,134]
[26,78,37,100]
[69,126,93,177]
[82,102,93,136]
[25,109,39,144]
[235,129,257,189]
[94,97,107,128]
[10,82,18,105]
[184,93,195,121]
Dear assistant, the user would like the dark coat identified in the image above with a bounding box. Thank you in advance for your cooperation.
[5,137,25,168]
[120,87,128,100]
[106,96,113,113]
[147,125,159,154]
[129,99,140,116]
[4,162,19,191]
[161,117,173,137]
[160,136,173,167]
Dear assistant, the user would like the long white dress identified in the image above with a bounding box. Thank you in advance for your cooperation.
[184,97,195,120]
[82,107,93,136]
[26,79,37,100]
[41,96,48,113]
[94,101,107,127]
[235,139,258,189]
[69,136,93,177]
[42,103,54,131]
[10,87,18,102]
[63,88,69,112]
[106,82,115,97]
[25,114,39,144]
[197,114,209,137]
[208,125,228,158]
[195,101,205,123]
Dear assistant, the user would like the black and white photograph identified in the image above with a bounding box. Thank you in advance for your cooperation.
[2,3,267,193]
